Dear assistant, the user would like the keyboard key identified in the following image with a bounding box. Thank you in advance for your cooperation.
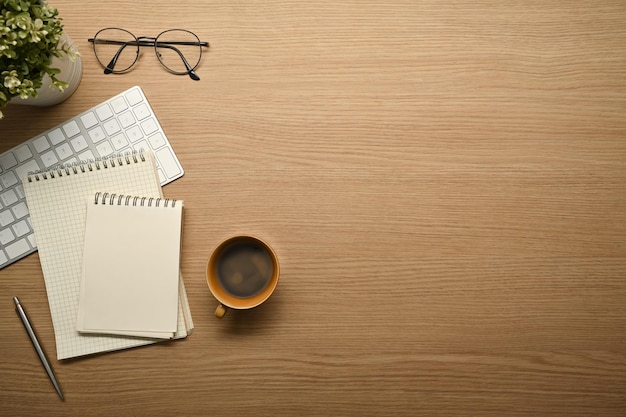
[133,140,149,153]
[111,133,129,151]
[88,126,106,143]
[14,145,33,162]
[103,118,121,135]
[70,135,89,152]
[11,202,28,219]
[6,238,30,259]
[78,150,96,161]
[55,143,73,161]
[125,88,143,106]
[49,128,65,145]
[12,220,29,237]
[133,103,151,120]
[118,110,136,128]
[0,228,15,245]
[148,133,166,150]
[15,159,41,182]
[155,147,181,178]
[126,125,143,142]
[64,157,79,166]
[0,250,7,265]
[0,189,18,206]
[156,167,166,184]
[41,150,59,167]
[15,184,25,200]
[63,120,81,138]
[27,232,36,247]
[96,103,114,121]
[80,111,98,129]
[33,136,50,153]
[0,171,18,188]
[141,118,158,135]
[0,209,14,227]
[95,140,114,156]
[0,152,18,170]
[110,96,128,113]
[117,146,132,155]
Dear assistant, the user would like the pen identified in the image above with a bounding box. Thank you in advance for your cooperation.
[13,297,64,401]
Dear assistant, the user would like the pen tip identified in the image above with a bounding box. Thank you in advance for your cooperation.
[13,296,19,306]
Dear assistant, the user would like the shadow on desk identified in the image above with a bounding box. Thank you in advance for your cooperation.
[217,290,284,336]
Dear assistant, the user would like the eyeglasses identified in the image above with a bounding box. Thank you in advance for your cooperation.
[88,28,209,80]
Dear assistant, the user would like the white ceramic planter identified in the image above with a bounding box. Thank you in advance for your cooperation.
[11,34,83,107]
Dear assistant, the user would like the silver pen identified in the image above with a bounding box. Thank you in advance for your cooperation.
[13,297,64,401]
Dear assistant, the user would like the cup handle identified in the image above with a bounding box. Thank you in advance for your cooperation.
[215,304,227,318]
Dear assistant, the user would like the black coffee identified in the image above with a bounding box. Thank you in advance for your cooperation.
[215,240,274,298]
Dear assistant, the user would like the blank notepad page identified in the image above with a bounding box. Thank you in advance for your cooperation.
[78,193,183,338]
[22,152,192,359]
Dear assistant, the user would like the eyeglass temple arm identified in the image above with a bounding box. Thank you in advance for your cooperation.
[153,40,209,47]
[106,43,134,74]
[88,39,138,74]
[89,38,208,47]
[155,42,202,81]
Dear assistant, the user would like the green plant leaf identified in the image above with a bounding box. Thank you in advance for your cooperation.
[0,0,78,111]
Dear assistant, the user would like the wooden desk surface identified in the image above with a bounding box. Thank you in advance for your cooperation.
[1,1,625,415]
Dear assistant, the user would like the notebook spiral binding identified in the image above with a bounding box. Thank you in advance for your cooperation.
[26,150,148,182]
[94,192,178,208]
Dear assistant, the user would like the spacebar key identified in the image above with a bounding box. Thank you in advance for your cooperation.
[155,147,181,180]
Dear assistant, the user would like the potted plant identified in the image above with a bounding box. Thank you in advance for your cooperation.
[0,0,81,119]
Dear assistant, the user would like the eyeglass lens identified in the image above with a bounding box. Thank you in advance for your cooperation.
[155,29,203,75]
[92,28,139,73]
[91,28,204,77]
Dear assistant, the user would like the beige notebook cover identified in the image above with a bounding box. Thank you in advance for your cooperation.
[22,151,193,359]
[77,193,183,339]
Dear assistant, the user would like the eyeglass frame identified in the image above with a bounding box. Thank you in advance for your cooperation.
[88,28,210,81]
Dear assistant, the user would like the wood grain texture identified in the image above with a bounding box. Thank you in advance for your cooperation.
[1,1,625,416]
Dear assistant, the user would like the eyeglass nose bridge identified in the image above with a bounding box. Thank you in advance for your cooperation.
[136,36,157,44]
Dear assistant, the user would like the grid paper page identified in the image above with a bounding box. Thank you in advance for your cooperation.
[23,152,192,359]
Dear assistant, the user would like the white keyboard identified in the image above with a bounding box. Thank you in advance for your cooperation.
[0,86,184,269]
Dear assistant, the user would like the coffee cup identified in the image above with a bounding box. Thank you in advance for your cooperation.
[207,235,279,318]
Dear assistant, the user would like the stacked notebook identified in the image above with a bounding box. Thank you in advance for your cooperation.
[77,191,184,339]
[22,151,192,360]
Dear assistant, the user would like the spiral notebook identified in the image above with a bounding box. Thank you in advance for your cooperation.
[22,151,193,360]
[77,192,184,339]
